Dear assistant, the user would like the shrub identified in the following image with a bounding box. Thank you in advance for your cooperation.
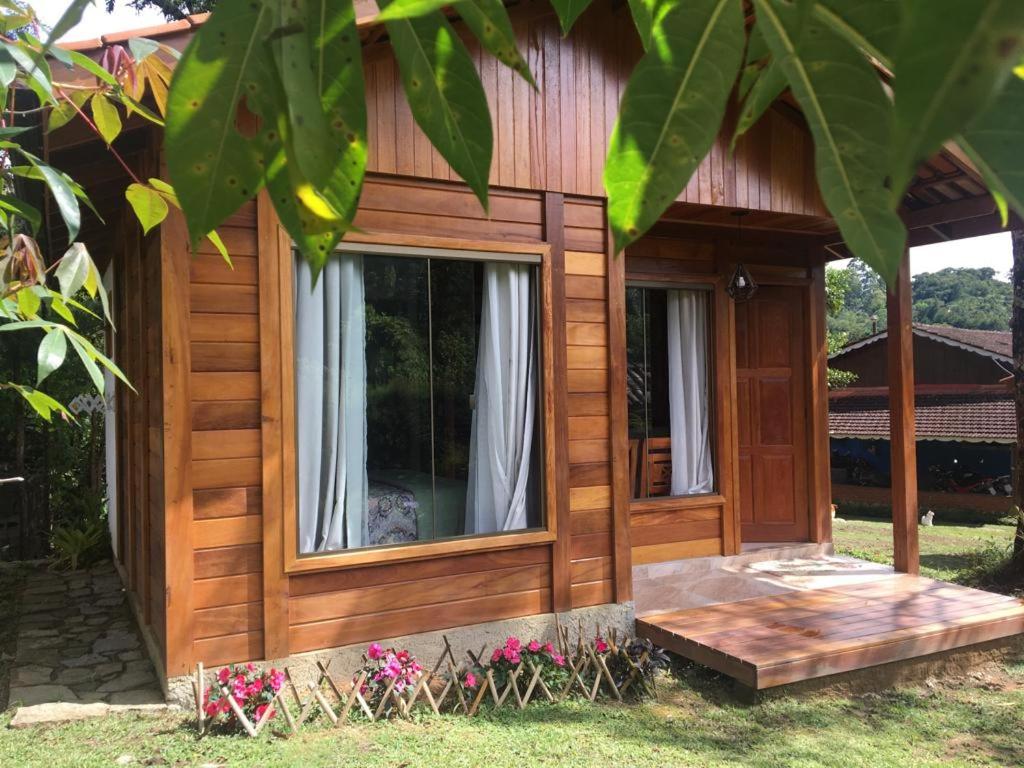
[203,663,285,731]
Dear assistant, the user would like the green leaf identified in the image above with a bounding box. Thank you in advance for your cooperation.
[13,385,71,422]
[0,40,54,103]
[270,0,339,189]
[753,0,905,282]
[36,162,81,240]
[382,5,493,211]
[36,327,67,385]
[125,182,169,235]
[455,0,536,88]
[16,286,40,318]
[0,60,15,88]
[204,229,232,267]
[889,1,1024,199]
[66,331,104,395]
[626,0,656,51]
[165,0,280,247]
[375,0,448,21]
[958,76,1024,223]
[55,242,90,298]
[0,194,40,233]
[68,50,117,86]
[90,93,122,145]
[48,294,76,325]
[549,0,595,36]
[604,0,745,253]
[812,0,899,70]
[128,36,161,62]
[732,59,785,150]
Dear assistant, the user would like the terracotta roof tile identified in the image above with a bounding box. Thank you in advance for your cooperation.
[828,392,1016,443]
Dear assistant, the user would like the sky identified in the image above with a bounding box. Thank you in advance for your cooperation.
[38,3,1019,282]
[38,1,167,44]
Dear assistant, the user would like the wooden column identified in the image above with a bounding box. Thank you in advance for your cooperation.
[808,262,832,546]
[607,218,632,603]
[886,251,919,574]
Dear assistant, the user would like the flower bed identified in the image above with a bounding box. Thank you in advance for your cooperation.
[193,626,668,736]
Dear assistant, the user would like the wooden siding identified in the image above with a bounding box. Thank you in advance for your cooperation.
[363,1,825,217]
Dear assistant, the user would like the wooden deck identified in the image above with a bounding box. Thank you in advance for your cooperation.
[637,575,1024,689]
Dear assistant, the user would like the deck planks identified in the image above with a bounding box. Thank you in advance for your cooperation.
[637,575,1024,689]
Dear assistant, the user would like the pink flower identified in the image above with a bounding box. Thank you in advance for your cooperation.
[203,700,219,717]
[217,667,231,684]
[552,654,566,667]
[505,636,521,652]
[595,638,609,654]
[527,640,541,652]
[504,648,521,665]
[367,642,384,660]
[544,642,554,653]
[464,672,478,689]
[254,703,269,721]
[411,661,423,674]
[246,662,256,673]
[491,648,503,663]
[396,650,410,663]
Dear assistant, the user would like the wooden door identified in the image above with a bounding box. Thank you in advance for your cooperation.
[735,286,810,542]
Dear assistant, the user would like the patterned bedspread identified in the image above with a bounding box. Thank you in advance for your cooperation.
[367,480,419,546]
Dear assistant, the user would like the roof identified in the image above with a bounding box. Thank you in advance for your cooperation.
[831,323,1012,364]
[828,391,1016,444]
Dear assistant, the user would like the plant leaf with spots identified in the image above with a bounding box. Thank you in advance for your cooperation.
[812,0,899,68]
[889,1,1024,200]
[165,0,281,248]
[753,0,905,282]
[604,0,745,254]
[958,76,1024,223]
[382,4,493,210]
[455,0,536,88]
[375,0,448,21]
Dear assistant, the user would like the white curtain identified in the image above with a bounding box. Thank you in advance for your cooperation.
[466,263,537,534]
[667,289,713,495]
[294,253,367,552]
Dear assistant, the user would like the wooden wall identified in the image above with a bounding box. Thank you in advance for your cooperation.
[834,336,1009,387]
[363,0,826,216]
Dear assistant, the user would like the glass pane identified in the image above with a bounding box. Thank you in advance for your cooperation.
[428,258,480,539]
[364,255,434,546]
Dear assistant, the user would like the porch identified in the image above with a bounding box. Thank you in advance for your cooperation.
[635,549,1024,689]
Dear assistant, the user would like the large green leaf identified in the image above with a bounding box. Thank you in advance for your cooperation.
[889,1,1024,199]
[382,5,493,210]
[165,0,280,247]
[604,0,744,254]
[270,0,339,189]
[455,0,536,87]
[549,0,595,35]
[55,243,89,298]
[812,0,899,69]
[90,93,122,145]
[626,0,656,51]
[36,327,67,385]
[958,76,1024,222]
[753,0,905,281]
[375,0,447,21]
[732,58,785,150]
[11,385,70,422]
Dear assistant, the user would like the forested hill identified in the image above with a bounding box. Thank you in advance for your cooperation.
[827,261,1012,344]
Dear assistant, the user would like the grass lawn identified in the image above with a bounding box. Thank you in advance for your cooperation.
[2,529,1024,767]
[833,515,1018,586]
[1,661,1024,768]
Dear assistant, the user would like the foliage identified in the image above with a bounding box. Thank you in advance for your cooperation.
[48,515,105,570]
[912,267,1012,330]
[471,635,570,696]
[603,637,670,699]
[203,663,286,731]
[824,264,856,388]
[158,0,1024,286]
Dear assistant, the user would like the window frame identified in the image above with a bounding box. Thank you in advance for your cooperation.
[624,276,728,513]
[275,232,557,574]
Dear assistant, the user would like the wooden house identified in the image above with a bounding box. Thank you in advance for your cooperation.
[51,0,1024,697]
[830,324,1016,516]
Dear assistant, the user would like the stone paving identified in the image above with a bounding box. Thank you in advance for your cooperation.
[7,561,164,708]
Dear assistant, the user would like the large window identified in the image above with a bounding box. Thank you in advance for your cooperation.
[626,286,714,499]
[293,247,544,555]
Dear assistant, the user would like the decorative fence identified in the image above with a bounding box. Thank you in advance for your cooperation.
[193,623,661,737]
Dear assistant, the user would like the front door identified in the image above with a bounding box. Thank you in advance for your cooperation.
[736,286,810,542]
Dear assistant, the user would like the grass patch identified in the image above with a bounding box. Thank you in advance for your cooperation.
[833,516,1018,586]
[1,662,1023,767]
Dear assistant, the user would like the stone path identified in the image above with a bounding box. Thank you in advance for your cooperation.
[7,561,164,708]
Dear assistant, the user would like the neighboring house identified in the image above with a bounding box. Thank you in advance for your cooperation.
[46,1,1024,697]
[829,324,1015,516]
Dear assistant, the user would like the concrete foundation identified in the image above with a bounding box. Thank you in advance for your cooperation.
[167,601,635,707]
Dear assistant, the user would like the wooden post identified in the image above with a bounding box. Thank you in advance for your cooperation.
[607,218,632,602]
[886,250,919,574]
[1010,231,1024,562]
